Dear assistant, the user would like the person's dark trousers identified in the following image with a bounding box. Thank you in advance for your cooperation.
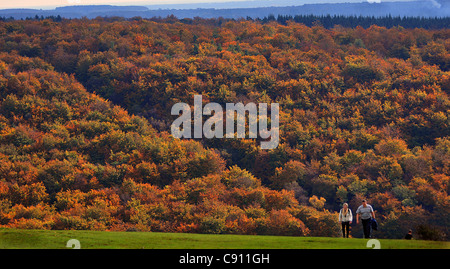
[341,221,350,238]
[361,218,371,238]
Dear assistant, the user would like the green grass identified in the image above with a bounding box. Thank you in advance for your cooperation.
[0,228,448,249]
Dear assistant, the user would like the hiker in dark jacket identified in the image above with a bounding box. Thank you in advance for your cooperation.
[405,230,413,240]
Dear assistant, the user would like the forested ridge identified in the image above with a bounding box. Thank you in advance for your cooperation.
[0,17,449,240]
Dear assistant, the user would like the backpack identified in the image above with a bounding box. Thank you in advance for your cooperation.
[371,218,378,231]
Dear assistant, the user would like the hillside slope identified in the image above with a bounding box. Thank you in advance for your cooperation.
[0,17,449,240]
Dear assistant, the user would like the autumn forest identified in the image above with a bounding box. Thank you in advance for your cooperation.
[0,16,449,240]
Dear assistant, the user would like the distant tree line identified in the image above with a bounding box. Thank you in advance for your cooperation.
[1,14,449,29]
[259,14,450,29]
[0,15,63,22]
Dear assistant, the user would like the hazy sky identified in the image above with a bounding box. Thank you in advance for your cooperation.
[2,0,248,9]
[0,0,406,10]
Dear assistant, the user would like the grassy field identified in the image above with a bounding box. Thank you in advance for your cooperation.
[0,228,448,249]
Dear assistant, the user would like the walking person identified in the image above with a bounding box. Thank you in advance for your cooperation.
[356,199,375,238]
[339,203,352,238]
[404,229,413,240]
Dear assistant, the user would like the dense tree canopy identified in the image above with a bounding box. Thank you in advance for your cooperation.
[0,17,448,239]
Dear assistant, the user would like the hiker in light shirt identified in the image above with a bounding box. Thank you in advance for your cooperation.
[338,203,352,238]
[356,199,375,238]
